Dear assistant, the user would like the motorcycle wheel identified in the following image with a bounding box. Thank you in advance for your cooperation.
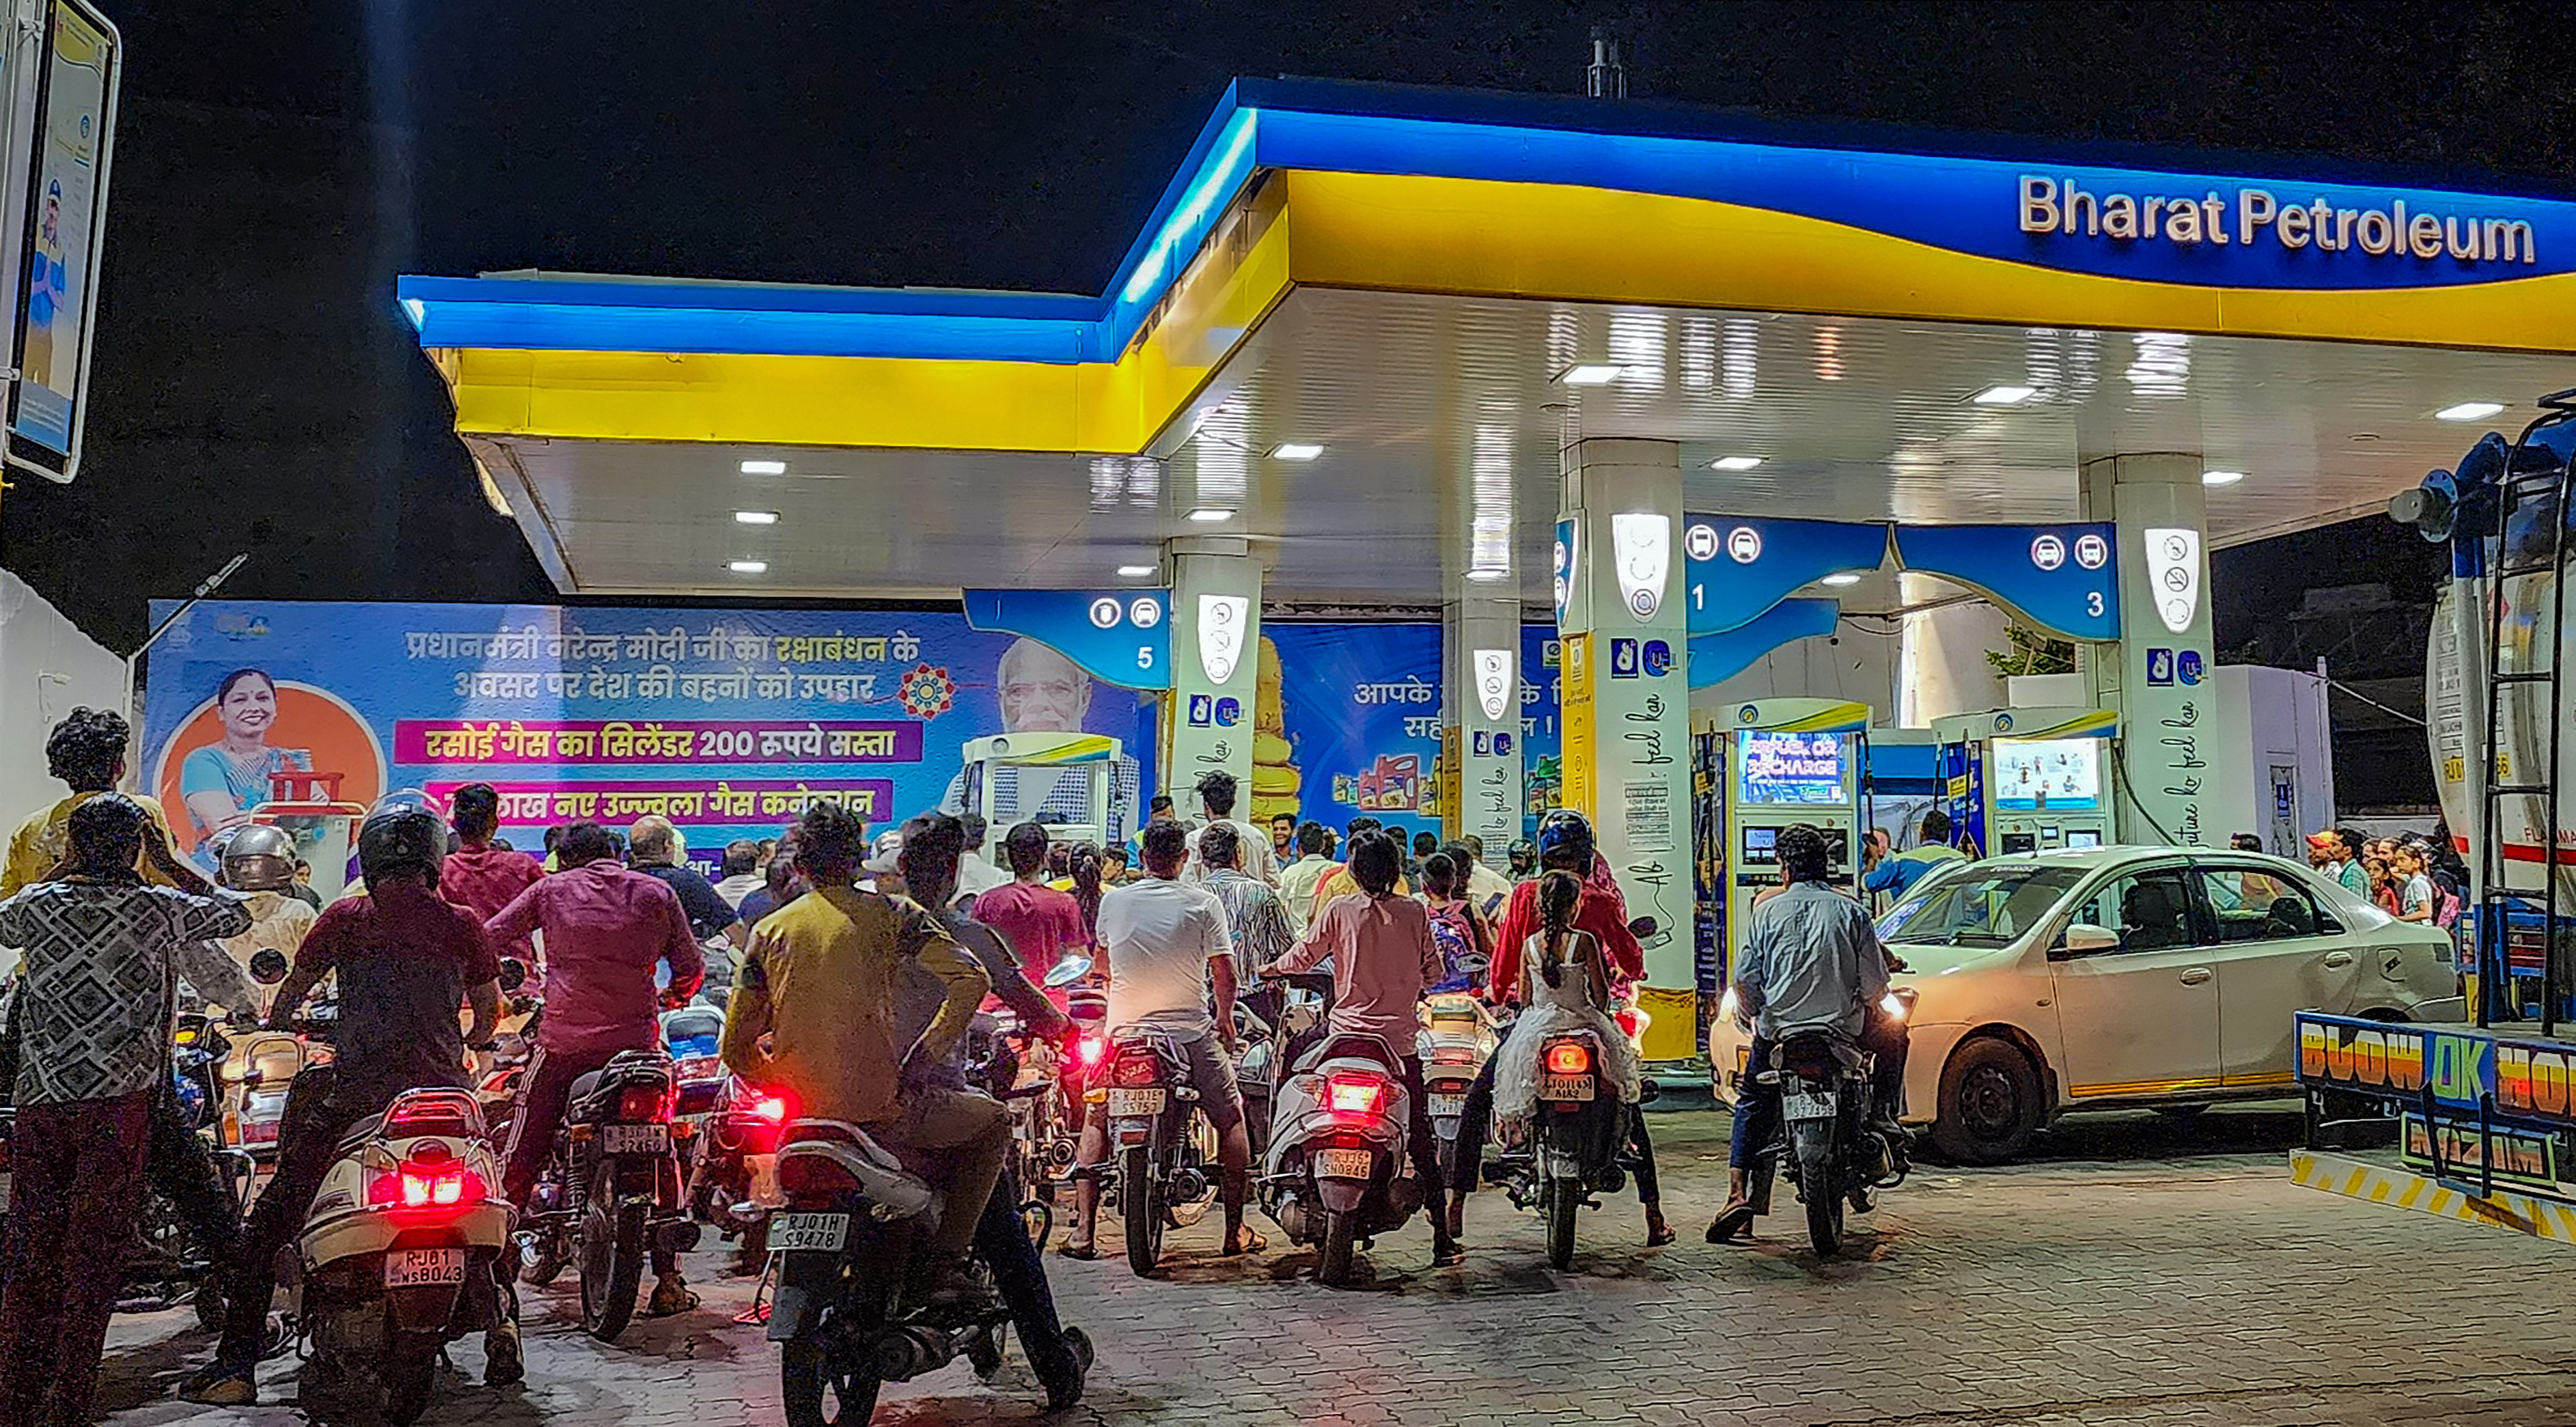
[382,1332,441,1426]
[580,1161,647,1342]
[1791,1121,1843,1257]
[1543,1179,1578,1271]
[1122,1145,1165,1276]
[781,1340,881,1427]
[1316,1208,1357,1287]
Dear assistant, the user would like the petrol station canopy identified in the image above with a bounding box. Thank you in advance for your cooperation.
[399,77,2576,604]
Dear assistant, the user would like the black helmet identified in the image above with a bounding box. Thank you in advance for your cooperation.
[357,807,445,886]
[1534,809,1594,871]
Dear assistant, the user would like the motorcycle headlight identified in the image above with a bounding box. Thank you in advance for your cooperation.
[1879,992,1907,1022]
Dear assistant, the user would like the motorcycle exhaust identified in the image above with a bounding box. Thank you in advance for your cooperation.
[873,1323,958,1381]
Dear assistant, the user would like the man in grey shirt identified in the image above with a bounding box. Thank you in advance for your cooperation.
[1707,823,1887,1243]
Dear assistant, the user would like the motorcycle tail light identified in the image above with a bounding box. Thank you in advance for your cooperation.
[369,1162,485,1210]
[1077,1035,1108,1070]
[1543,1041,1593,1075]
[1323,1071,1387,1117]
[1111,1051,1161,1088]
[618,1084,669,1121]
[753,1094,789,1124]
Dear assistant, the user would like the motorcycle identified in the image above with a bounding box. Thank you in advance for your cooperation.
[289,1084,513,1424]
[766,1117,1090,1427]
[515,1042,698,1341]
[690,1071,791,1264]
[1100,1022,1223,1276]
[1416,992,1498,1187]
[662,1002,728,1203]
[1258,1019,1423,1287]
[1495,916,1659,1271]
[1764,1018,1907,1257]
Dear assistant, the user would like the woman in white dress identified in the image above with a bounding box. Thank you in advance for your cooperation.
[1491,870,1642,1123]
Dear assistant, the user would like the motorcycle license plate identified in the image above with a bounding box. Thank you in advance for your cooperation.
[1106,1088,1166,1118]
[383,1248,466,1288]
[766,1212,851,1253]
[1428,1093,1468,1119]
[1783,1089,1838,1122]
[601,1123,670,1155]
[1540,1072,1594,1102]
[1314,1147,1373,1179]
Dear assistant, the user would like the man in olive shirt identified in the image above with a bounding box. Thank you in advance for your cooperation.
[720,801,1000,1304]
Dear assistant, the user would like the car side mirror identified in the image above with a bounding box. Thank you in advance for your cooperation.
[2052,923,2119,960]
[247,948,290,985]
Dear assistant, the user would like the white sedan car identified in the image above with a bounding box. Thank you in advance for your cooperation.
[1709,846,2463,1163]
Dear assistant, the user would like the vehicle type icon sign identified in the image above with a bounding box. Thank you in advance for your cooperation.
[2074,532,2109,569]
[1728,525,1763,565]
[1686,523,1718,561]
[1089,597,1122,628]
[2030,534,2066,571]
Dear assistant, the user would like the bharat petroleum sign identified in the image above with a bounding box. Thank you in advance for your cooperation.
[2021,175,2538,265]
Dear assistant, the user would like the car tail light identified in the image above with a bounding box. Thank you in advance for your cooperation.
[369,1161,485,1210]
[1543,1041,1593,1075]
[618,1084,668,1121]
[1323,1071,1387,1117]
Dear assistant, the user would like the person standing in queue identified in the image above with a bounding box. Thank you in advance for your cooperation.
[1862,810,1966,904]
[1063,818,1259,1258]
[886,813,1092,1408]
[1256,830,1463,1267]
[1269,812,1298,865]
[733,825,804,932]
[184,804,507,1404]
[1198,823,1298,1034]
[720,803,1005,1309]
[484,821,706,1318]
[627,815,745,947]
[1452,809,1671,1247]
[1707,822,1892,1244]
[440,784,544,970]
[974,823,1093,1001]
[1314,816,1405,909]
[2,797,259,1425]
[1182,772,1278,886]
[712,839,767,910]
[1276,821,1337,932]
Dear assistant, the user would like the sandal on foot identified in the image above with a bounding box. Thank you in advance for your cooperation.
[1705,1203,1756,1243]
[1057,1239,1101,1260]
[1221,1228,1268,1256]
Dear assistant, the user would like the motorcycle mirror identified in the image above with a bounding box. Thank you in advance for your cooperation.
[1627,917,1658,939]
[1043,953,1094,988]
[247,948,291,985]
[497,957,529,992]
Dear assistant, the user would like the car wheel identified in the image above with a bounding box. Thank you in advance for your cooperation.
[1932,1036,2043,1165]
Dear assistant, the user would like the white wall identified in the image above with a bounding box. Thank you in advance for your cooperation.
[0,569,126,828]
[1897,588,2011,727]
[2201,664,2336,856]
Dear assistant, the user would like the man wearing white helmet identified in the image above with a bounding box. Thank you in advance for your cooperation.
[214,824,316,1017]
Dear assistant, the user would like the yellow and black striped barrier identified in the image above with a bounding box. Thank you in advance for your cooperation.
[2289,1149,2576,1244]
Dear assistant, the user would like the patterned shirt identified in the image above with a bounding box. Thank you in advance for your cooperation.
[0,879,256,1105]
[1203,868,1297,972]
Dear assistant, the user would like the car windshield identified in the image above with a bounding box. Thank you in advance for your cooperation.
[1877,864,2087,947]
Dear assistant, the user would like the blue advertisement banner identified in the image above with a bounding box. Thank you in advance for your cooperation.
[1891,522,2119,643]
[140,601,1157,874]
[962,588,1171,690]
[1260,624,1443,833]
[1681,515,1886,636]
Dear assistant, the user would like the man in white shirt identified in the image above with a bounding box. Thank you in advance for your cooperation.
[1064,819,1260,1258]
[1182,772,1278,887]
[1275,821,1337,932]
[711,839,766,910]
[952,813,1013,907]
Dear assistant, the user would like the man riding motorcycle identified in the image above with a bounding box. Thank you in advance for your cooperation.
[1452,809,1670,1248]
[891,811,1092,1408]
[1705,822,1891,1244]
[184,806,507,1404]
[720,801,1005,1309]
[483,821,706,1318]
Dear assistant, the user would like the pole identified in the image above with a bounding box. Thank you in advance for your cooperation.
[121,552,246,780]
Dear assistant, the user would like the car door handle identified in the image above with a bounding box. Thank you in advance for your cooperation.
[2322,950,2354,969]
[2179,967,2213,985]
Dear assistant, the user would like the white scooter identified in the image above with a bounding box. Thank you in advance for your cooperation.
[1258,1025,1424,1287]
[291,1085,514,1424]
[1416,993,1499,1187]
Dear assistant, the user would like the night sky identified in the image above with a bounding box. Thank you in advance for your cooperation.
[4,1,2522,655]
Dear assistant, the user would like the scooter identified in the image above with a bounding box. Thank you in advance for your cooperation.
[1259,1023,1423,1287]
[515,1044,697,1341]
[1416,992,1498,1187]
[1495,916,1659,1271]
[766,1117,1087,1427]
[290,1084,513,1424]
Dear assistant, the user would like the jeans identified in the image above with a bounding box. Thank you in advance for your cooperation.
[1729,1036,1779,1173]
[1395,1056,1447,1206]
[214,1067,374,1375]
[149,1082,240,1267]
[974,1167,1071,1374]
[501,1043,679,1277]
[0,1089,153,1427]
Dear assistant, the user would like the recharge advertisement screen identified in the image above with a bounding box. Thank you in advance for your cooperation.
[1994,737,2101,811]
[1737,731,1849,806]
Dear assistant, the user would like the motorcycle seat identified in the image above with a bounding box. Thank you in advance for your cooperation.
[1291,1030,1405,1077]
[776,1117,943,1225]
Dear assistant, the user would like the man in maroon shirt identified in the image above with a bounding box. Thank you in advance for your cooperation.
[439,784,544,965]
[970,822,1092,1002]
[484,821,705,1316]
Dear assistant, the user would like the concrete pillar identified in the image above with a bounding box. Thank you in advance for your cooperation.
[2079,452,2213,846]
[1445,586,1524,863]
[1556,437,1693,1001]
[1165,536,1261,821]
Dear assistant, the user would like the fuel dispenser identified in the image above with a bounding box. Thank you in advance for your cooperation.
[1928,707,2120,856]
[1710,699,1869,974]
[955,732,1132,859]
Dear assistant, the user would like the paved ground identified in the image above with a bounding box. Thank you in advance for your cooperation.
[89,1105,2576,1427]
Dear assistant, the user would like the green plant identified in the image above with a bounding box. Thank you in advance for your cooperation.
[1985,623,2076,679]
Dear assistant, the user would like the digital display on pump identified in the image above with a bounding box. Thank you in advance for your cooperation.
[1736,731,1849,806]
[1994,737,2101,812]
